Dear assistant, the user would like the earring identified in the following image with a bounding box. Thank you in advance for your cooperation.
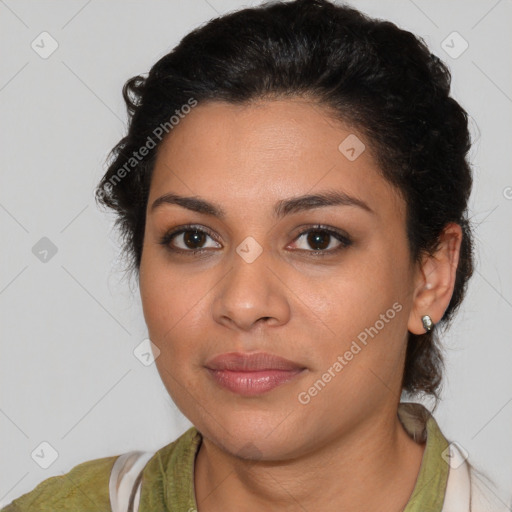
[421,315,434,333]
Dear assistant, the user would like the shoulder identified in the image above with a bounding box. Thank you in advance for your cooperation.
[1,428,201,512]
[0,454,119,512]
[442,441,511,512]
[469,466,511,512]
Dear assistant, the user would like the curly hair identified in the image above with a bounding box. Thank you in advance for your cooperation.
[96,0,474,400]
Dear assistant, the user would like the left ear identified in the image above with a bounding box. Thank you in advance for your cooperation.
[407,222,463,335]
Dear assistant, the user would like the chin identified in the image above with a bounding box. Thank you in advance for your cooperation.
[192,408,313,462]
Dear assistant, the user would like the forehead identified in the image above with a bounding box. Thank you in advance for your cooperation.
[149,99,405,220]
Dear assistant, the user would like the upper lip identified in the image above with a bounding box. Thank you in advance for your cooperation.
[205,352,305,371]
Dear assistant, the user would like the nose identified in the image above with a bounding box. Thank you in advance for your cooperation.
[210,247,291,332]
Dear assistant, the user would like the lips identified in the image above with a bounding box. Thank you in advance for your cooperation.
[205,352,306,396]
[206,352,304,371]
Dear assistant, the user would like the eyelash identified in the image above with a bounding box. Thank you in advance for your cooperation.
[159,224,353,257]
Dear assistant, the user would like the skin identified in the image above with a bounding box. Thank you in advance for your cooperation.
[138,98,462,512]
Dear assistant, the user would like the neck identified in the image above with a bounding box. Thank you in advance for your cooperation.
[194,408,426,512]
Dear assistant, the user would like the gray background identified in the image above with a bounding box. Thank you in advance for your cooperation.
[1,0,511,507]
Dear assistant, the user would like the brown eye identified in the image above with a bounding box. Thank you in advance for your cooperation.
[291,226,352,255]
[160,226,221,254]
[306,230,331,250]
[182,230,207,249]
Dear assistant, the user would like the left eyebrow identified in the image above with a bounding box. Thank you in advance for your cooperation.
[150,189,374,219]
[273,190,374,218]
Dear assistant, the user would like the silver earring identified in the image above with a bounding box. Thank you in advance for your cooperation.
[421,315,434,333]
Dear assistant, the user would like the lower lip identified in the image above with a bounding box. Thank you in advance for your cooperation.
[206,368,304,396]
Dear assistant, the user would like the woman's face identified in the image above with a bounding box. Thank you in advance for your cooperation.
[139,98,419,460]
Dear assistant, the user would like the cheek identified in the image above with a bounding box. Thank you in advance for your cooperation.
[139,254,213,360]
[306,241,412,374]
[317,256,404,331]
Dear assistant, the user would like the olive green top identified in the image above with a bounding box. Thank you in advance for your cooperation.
[1,402,450,511]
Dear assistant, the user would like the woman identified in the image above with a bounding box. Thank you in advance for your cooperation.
[1,0,508,511]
